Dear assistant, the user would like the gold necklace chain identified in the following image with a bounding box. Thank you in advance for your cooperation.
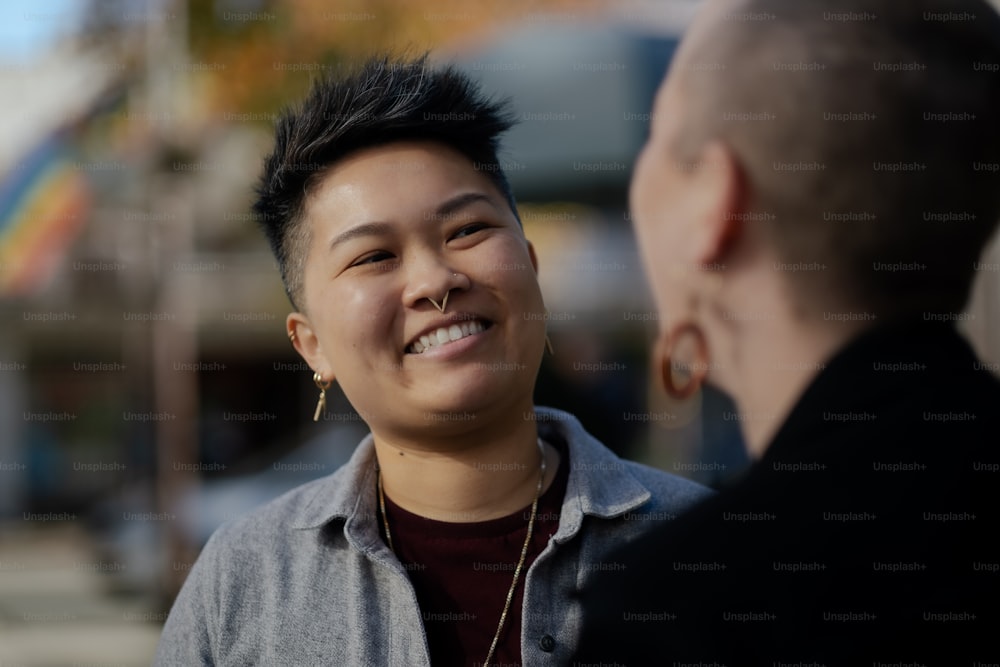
[377,438,547,667]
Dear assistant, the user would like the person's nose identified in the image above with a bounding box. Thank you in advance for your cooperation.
[401,252,470,312]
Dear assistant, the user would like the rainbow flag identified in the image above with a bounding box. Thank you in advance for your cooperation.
[0,135,91,297]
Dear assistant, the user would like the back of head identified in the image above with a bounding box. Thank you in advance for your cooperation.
[674,0,1000,317]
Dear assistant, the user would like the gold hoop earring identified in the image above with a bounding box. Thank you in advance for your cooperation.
[288,331,296,342]
[654,323,709,399]
[313,372,332,422]
[544,334,554,356]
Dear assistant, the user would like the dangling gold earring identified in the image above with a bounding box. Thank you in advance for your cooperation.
[654,322,709,399]
[313,372,332,422]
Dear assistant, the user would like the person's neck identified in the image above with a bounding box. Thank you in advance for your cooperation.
[371,405,559,522]
[715,292,870,458]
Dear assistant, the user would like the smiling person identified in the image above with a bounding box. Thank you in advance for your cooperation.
[573,0,1000,664]
[153,54,708,666]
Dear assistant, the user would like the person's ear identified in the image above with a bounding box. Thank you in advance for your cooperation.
[526,240,540,273]
[287,312,335,383]
[688,140,748,266]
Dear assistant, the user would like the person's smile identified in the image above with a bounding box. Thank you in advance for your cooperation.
[405,313,494,358]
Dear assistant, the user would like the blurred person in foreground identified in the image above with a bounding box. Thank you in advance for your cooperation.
[574,0,1000,664]
[153,54,708,666]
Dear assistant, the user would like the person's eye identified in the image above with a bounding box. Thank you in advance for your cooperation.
[350,251,395,267]
[451,222,489,240]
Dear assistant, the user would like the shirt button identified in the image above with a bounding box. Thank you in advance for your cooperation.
[538,635,556,652]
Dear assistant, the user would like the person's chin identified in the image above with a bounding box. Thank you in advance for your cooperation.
[414,374,526,423]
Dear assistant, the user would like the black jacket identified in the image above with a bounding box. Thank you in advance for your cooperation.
[573,322,1000,666]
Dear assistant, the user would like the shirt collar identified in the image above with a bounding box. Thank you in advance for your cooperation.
[291,434,378,530]
[534,406,652,543]
[290,406,652,539]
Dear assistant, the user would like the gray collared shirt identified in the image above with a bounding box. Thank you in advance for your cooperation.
[154,407,710,666]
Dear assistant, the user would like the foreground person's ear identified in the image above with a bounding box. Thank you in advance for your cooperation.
[689,140,749,266]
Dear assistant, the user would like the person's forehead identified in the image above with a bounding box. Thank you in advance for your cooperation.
[310,143,494,208]
[304,142,503,230]
[323,141,479,183]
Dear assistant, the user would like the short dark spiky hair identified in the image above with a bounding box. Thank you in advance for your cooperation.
[253,54,520,309]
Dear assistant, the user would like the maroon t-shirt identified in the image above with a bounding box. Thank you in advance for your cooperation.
[378,439,570,667]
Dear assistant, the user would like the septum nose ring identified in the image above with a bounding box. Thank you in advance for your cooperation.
[428,274,460,313]
[428,292,449,313]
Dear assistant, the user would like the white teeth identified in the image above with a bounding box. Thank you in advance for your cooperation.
[408,320,489,353]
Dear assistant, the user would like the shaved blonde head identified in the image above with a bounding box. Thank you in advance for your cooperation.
[662,0,1000,315]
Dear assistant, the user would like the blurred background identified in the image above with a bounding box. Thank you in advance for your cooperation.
[1,0,998,664]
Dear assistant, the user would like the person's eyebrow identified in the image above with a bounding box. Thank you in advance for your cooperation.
[328,192,500,252]
[328,221,395,253]
[434,191,499,219]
